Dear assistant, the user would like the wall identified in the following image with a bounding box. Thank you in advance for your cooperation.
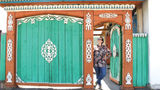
[142,0,149,33]
[0,7,7,33]
[148,0,160,89]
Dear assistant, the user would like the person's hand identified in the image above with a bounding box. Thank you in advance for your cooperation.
[94,45,98,51]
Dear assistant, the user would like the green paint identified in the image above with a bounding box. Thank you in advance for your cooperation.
[133,35,148,87]
[17,15,83,84]
[110,25,122,84]
[0,33,6,81]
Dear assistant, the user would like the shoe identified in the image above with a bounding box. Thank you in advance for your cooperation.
[94,81,98,88]
[99,85,102,90]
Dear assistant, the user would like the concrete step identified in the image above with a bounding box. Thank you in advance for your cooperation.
[0,81,6,89]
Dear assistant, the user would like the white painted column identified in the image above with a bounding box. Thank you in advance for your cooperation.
[149,0,160,89]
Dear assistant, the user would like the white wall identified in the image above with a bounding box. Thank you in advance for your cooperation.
[148,0,160,89]
[0,7,7,33]
[143,0,149,33]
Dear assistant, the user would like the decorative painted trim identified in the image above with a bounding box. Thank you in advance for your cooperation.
[126,73,132,85]
[125,12,131,30]
[86,74,92,85]
[8,14,13,31]
[17,14,83,25]
[41,39,57,63]
[99,13,118,18]
[4,4,135,12]
[86,40,92,63]
[16,74,24,83]
[7,39,13,62]
[7,72,12,83]
[0,0,146,3]
[86,13,92,30]
[109,70,120,82]
[110,25,120,38]
[113,44,117,58]
[126,39,132,63]
[133,33,148,37]
[77,75,83,84]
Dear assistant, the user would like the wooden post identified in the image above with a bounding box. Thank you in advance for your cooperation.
[5,12,17,87]
[105,32,110,65]
[83,11,94,89]
[121,10,134,89]
[137,5,143,33]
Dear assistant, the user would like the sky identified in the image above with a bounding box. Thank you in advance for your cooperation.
[0,7,7,33]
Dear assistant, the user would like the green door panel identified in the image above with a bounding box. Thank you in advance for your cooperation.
[0,33,6,81]
[110,25,122,84]
[17,15,83,84]
[133,34,149,87]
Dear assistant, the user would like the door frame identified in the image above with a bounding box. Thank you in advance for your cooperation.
[93,10,133,89]
[5,6,134,89]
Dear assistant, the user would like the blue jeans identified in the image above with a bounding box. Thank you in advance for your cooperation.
[94,67,106,85]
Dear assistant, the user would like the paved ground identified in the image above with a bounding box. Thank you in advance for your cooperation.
[104,65,151,90]
[0,65,151,90]
[0,89,82,90]
[103,65,120,90]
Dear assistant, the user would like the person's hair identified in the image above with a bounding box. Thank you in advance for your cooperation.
[99,37,104,45]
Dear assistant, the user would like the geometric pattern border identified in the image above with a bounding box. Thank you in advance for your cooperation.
[4,4,135,11]
[125,39,132,63]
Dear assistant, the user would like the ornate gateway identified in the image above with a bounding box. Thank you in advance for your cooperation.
[0,0,141,88]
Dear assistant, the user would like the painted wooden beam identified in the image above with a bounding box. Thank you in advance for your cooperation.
[0,0,144,4]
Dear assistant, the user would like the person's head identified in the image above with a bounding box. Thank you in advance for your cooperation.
[97,37,104,46]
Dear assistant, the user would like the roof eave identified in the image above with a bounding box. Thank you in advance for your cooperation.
[0,1,143,8]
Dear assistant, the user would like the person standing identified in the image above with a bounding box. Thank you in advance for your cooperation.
[94,37,111,89]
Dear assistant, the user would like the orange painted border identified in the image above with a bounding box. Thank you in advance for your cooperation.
[5,12,17,87]
[134,87,145,88]
[122,10,133,88]
[106,33,110,65]
[110,75,119,85]
[17,83,83,87]
[83,11,94,89]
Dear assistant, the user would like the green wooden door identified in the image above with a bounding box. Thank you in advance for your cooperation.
[110,25,122,84]
[17,15,83,84]
[0,33,6,81]
[133,34,149,87]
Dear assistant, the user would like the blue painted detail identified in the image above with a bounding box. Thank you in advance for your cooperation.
[0,0,144,4]
[132,14,137,33]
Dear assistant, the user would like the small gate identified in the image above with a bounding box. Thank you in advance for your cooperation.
[133,33,149,87]
[110,25,122,84]
[16,14,84,84]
